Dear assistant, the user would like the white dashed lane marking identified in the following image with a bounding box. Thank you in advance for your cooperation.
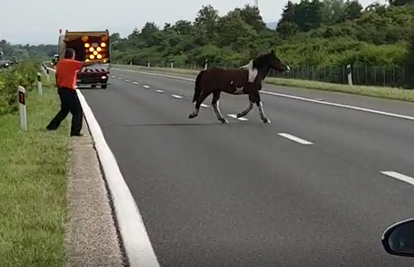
[143,85,150,89]
[201,104,209,108]
[125,79,129,82]
[381,171,414,186]
[133,82,139,85]
[227,114,248,121]
[278,133,313,145]
[156,90,164,93]
[172,94,183,99]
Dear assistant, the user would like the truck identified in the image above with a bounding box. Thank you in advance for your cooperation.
[57,29,111,89]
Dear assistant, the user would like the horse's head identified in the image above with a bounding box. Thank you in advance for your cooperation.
[259,49,290,73]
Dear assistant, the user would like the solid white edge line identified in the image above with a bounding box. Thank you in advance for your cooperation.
[278,133,313,145]
[47,68,159,266]
[76,90,160,267]
[381,171,414,186]
[172,94,182,99]
[114,68,414,122]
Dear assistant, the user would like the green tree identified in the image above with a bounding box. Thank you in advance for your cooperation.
[107,0,414,87]
[194,5,220,45]
[389,0,414,6]
[343,0,363,20]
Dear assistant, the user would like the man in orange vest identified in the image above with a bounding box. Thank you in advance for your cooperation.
[46,48,103,136]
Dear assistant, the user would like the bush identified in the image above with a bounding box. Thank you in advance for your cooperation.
[0,60,40,115]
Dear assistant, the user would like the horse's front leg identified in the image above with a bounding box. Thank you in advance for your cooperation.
[252,91,271,123]
[211,91,228,123]
[189,90,210,119]
[237,94,254,118]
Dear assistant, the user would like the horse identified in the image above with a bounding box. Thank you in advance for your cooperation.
[188,49,290,124]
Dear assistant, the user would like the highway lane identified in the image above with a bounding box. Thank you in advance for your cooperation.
[113,69,414,177]
[81,70,414,267]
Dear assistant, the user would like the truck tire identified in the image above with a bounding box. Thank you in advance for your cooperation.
[101,84,107,89]
[91,85,97,89]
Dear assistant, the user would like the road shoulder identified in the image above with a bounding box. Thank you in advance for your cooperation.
[65,119,125,266]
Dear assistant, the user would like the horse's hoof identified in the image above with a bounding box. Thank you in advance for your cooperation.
[236,113,245,118]
[219,118,228,123]
[188,114,197,119]
[262,118,271,124]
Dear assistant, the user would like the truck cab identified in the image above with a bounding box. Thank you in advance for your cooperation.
[58,29,111,89]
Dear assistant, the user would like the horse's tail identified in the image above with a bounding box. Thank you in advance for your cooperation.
[192,70,205,103]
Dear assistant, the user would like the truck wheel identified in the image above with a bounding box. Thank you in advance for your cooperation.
[101,84,107,89]
[91,85,97,89]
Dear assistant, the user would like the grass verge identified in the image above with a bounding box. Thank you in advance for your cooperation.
[0,83,69,266]
[114,65,414,103]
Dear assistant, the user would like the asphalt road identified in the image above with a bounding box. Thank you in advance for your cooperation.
[81,68,414,267]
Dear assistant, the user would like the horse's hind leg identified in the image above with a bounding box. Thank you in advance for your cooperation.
[189,90,211,119]
[252,91,271,123]
[211,91,228,123]
[237,94,254,118]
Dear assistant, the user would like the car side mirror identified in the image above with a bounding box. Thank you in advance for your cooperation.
[382,218,414,257]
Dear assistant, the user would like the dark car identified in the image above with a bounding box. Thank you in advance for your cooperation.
[0,60,10,69]
[10,56,18,65]
[0,52,11,68]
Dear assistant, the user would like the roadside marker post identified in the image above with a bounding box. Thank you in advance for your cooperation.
[37,72,42,95]
[347,64,353,86]
[18,86,27,131]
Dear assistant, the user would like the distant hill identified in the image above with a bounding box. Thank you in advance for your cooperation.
[266,21,278,29]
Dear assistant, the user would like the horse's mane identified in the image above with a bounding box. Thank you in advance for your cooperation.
[252,53,271,69]
[239,52,271,70]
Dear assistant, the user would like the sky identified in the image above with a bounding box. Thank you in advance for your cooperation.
[1,0,387,45]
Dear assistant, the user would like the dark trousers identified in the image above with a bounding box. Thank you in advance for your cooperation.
[47,87,83,135]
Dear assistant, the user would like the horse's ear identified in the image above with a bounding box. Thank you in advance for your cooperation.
[271,49,275,54]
